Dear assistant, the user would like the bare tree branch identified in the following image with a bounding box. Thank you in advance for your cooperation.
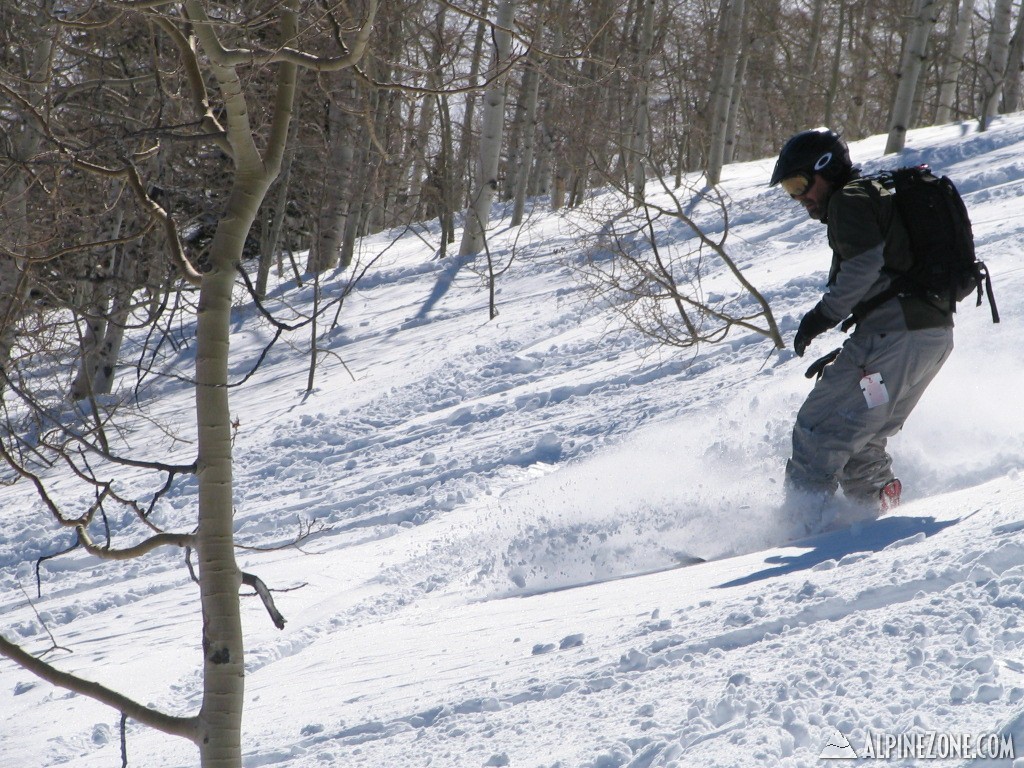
[0,634,198,740]
[77,525,195,560]
[241,572,287,630]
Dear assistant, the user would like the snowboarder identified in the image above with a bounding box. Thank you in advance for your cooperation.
[769,128,954,530]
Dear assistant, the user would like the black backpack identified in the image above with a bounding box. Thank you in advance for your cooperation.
[845,165,999,329]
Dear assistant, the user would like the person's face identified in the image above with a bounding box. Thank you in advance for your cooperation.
[780,172,831,221]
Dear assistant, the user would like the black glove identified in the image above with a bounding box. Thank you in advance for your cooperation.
[804,347,842,379]
[794,304,835,357]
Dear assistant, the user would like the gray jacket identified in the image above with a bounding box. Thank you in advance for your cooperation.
[819,177,952,333]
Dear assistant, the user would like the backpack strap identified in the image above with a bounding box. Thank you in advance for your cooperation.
[840,280,905,332]
[841,262,999,331]
[977,261,1000,323]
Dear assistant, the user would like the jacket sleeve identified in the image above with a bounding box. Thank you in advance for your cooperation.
[819,242,887,322]
[819,185,890,322]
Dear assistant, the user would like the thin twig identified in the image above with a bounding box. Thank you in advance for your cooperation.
[18,585,71,656]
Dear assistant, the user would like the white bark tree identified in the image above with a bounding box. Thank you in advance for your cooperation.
[409,7,449,225]
[804,0,827,75]
[1001,6,1024,113]
[0,1,55,384]
[885,0,941,154]
[460,0,515,256]
[0,3,378,766]
[310,76,357,274]
[936,0,977,123]
[453,0,492,216]
[724,10,751,165]
[706,0,747,185]
[629,0,658,205]
[511,42,542,225]
[89,255,134,396]
[980,0,1015,129]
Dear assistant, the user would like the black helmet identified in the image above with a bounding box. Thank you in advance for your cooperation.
[769,128,852,186]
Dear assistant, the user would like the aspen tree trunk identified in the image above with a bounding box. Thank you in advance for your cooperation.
[436,93,456,252]
[70,202,124,400]
[459,0,514,257]
[531,111,555,199]
[824,3,847,128]
[185,2,302,762]
[629,0,657,206]
[193,193,250,768]
[885,0,940,154]
[805,0,826,74]
[370,18,409,234]
[337,81,361,268]
[364,85,392,234]
[506,20,541,211]
[357,88,384,236]
[532,0,568,204]
[511,42,542,225]
[91,254,132,396]
[256,145,295,297]
[504,79,525,202]
[410,8,447,219]
[380,92,409,230]
[0,1,54,385]
[1001,9,1024,113]
[454,0,491,212]
[980,0,1014,129]
[849,0,881,138]
[69,283,108,402]
[936,0,976,123]
[342,132,369,263]
[724,13,751,165]
[310,83,355,274]
[706,0,746,185]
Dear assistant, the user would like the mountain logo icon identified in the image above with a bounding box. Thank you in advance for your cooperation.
[819,728,859,759]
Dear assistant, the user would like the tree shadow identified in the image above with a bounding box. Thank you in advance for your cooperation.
[718,514,963,589]
[409,253,473,325]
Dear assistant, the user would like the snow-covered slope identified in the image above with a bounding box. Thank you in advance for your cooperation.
[3,117,1024,767]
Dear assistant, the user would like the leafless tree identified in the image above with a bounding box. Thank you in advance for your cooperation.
[885,0,942,153]
[5,3,1024,761]
[0,3,378,766]
[707,0,748,184]
[460,0,516,256]
[935,0,978,123]
[980,0,1015,128]
[576,174,783,353]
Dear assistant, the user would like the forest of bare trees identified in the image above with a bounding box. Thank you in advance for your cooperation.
[1,1,1022,766]
[3,0,1022,378]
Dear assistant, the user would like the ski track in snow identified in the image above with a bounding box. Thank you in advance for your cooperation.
[3,118,1024,767]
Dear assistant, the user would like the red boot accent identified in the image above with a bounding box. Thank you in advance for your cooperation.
[879,478,902,513]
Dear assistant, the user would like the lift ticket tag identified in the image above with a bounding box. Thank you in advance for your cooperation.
[860,371,889,409]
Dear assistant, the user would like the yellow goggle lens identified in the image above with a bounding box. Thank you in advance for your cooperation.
[780,174,811,197]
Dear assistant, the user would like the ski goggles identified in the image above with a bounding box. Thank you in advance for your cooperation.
[780,172,813,198]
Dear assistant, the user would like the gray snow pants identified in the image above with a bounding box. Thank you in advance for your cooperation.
[786,326,954,501]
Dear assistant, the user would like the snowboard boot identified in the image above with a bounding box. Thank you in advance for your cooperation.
[879,478,902,514]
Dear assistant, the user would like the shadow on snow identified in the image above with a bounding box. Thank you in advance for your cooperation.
[718,514,962,589]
